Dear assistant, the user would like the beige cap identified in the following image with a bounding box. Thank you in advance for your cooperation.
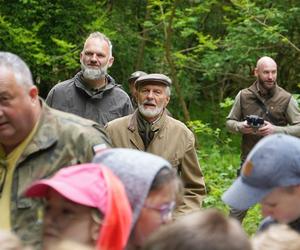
[135,73,172,87]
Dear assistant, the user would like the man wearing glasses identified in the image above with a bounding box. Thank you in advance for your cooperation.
[0,52,110,246]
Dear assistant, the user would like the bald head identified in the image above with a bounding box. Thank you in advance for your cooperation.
[256,56,277,70]
[255,56,277,92]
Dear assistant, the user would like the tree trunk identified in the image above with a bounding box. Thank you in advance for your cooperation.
[135,1,150,70]
[163,1,191,122]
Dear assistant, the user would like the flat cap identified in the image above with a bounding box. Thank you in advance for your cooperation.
[135,73,172,87]
[128,71,147,83]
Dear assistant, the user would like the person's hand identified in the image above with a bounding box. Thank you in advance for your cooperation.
[238,121,253,134]
[257,120,275,136]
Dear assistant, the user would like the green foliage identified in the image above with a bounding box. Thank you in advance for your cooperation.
[220,97,234,108]
[191,118,262,235]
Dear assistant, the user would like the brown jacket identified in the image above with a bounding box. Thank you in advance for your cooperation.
[105,110,206,215]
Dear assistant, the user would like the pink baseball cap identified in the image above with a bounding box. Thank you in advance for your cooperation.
[25,163,132,250]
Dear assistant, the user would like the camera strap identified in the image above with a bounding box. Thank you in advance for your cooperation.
[248,89,277,124]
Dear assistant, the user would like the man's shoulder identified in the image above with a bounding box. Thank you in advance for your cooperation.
[46,106,105,133]
[107,82,130,97]
[165,116,193,135]
[276,85,292,96]
[50,76,76,92]
[106,114,132,128]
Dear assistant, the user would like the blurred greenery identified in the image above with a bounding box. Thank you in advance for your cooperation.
[191,116,263,235]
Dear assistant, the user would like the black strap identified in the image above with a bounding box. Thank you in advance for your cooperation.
[248,89,278,124]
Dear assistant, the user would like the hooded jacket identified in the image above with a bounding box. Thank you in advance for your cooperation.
[46,72,133,126]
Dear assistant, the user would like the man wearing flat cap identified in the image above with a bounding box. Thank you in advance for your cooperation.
[105,73,206,216]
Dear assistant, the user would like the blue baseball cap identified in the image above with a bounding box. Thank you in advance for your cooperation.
[222,134,300,210]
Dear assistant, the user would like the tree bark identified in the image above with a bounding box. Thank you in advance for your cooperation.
[163,0,191,122]
[135,1,150,70]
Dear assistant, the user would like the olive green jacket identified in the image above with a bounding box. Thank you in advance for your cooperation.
[105,110,206,216]
[226,82,300,160]
[7,101,111,247]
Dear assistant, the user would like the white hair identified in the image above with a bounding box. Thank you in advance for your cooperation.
[0,52,33,88]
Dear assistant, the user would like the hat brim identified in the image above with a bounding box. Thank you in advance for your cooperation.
[222,177,273,210]
[25,179,94,207]
[135,79,170,87]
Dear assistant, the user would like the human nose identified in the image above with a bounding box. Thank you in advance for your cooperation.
[146,90,154,99]
[261,205,273,217]
[43,211,55,227]
[267,73,274,80]
[89,53,99,64]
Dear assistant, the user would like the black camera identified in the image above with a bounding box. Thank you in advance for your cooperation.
[246,115,264,128]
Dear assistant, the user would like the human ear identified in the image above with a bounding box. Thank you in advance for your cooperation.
[108,56,114,68]
[29,86,39,103]
[91,222,101,243]
[164,96,170,108]
[254,67,258,77]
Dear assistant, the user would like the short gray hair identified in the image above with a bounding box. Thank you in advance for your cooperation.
[84,32,113,58]
[0,52,33,88]
[165,86,171,97]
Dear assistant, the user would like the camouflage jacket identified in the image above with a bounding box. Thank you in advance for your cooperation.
[8,100,111,247]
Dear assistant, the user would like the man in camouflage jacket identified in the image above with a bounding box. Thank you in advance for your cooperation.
[0,52,111,247]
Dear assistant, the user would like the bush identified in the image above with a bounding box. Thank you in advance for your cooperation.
[189,119,262,235]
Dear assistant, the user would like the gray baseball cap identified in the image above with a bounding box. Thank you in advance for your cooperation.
[135,73,172,87]
[222,134,300,210]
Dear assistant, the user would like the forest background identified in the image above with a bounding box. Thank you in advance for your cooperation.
[1,0,300,234]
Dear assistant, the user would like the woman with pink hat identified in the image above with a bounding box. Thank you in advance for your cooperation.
[25,163,132,250]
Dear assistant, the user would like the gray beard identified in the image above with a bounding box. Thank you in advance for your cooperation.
[81,64,107,80]
[138,104,164,119]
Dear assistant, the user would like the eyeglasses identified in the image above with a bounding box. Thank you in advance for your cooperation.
[144,201,176,223]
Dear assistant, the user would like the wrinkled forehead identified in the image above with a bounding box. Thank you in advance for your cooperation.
[138,82,168,90]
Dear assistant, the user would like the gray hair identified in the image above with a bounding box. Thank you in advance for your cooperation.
[165,86,171,97]
[0,52,33,88]
[84,32,113,58]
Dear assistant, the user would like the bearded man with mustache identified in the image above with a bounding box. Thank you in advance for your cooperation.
[226,56,300,223]
[104,73,206,217]
[46,32,133,126]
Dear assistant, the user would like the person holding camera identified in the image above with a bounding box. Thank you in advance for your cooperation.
[226,56,300,222]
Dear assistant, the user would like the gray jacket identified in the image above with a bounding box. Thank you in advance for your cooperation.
[46,72,134,126]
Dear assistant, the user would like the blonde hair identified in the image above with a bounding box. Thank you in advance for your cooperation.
[252,224,300,250]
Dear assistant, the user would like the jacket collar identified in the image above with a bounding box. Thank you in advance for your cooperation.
[127,109,168,151]
[74,71,117,98]
[249,80,277,98]
[128,109,168,132]
[19,99,58,163]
